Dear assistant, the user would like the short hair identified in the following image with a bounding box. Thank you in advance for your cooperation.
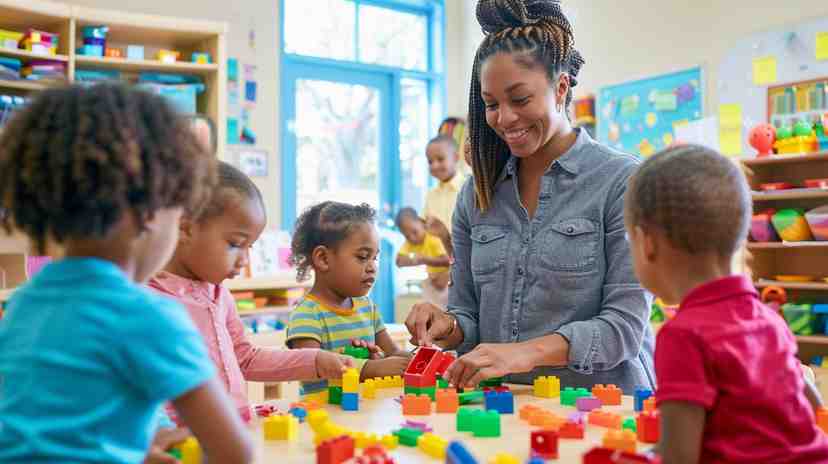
[624,144,751,257]
[427,135,458,153]
[197,161,264,222]
[394,207,422,230]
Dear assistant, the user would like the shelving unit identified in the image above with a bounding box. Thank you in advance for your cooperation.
[0,0,227,302]
[742,151,828,360]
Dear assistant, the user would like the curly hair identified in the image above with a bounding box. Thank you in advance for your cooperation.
[196,161,264,223]
[625,144,751,257]
[469,0,584,211]
[0,84,216,254]
[289,201,376,282]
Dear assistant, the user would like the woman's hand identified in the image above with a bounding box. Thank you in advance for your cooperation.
[444,342,536,388]
[405,302,456,347]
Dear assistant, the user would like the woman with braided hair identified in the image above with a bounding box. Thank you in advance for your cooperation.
[405,0,654,393]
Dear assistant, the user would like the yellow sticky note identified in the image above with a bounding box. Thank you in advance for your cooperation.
[753,56,777,86]
[817,32,828,61]
[719,104,743,156]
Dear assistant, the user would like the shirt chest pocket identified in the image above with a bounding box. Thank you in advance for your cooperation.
[541,218,599,272]
[470,225,508,278]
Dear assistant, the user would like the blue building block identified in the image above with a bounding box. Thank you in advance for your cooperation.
[342,392,359,411]
[289,407,307,423]
[127,45,144,60]
[446,441,478,464]
[634,386,653,412]
[526,458,546,464]
[484,391,514,414]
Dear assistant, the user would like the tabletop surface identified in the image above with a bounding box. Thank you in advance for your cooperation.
[249,384,646,463]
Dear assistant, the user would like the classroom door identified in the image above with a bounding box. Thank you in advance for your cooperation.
[282,63,398,320]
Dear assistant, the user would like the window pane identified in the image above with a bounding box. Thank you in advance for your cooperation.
[284,0,355,60]
[399,78,430,213]
[358,5,427,70]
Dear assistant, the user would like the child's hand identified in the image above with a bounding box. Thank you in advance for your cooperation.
[143,427,190,464]
[361,356,410,380]
[351,339,384,359]
[315,351,355,379]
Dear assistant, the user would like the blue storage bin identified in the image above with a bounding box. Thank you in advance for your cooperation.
[812,304,828,335]
[137,83,204,114]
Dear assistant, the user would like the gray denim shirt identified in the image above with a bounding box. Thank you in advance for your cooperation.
[448,129,655,393]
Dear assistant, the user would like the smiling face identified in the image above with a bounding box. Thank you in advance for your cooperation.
[479,52,570,158]
[426,140,459,183]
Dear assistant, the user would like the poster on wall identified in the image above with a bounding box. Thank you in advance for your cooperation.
[597,67,703,156]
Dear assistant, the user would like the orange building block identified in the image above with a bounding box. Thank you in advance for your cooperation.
[817,407,828,434]
[643,397,656,413]
[588,410,622,429]
[520,404,542,421]
[602,429,637,453]
[436,389,459,413]
[402,394,431,415]
[536,413,565,431]
[559,420,585,439]
[592,384,622,406]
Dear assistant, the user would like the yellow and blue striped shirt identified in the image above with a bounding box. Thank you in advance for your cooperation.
[286,294,385,393]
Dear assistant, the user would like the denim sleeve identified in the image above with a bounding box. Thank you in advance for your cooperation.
[555,165,652,373]
[447,181,480,354]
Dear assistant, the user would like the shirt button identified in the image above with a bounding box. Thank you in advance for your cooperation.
[517,267,524,276]
[523,237,529,244]
[481,234,488,241]
[512,328,518,335]
[567,226,574,234]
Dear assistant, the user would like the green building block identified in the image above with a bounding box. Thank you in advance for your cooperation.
[456,407,477,432]
[404,385,436,400]
[438,377,449,389]
[459,390,484,405]
[393,427,423,446]
[343,345,370,359]
[472,410,501,437]
[167,449,182,459]
[478,377,503,387]
[561,387,591,406]
[623,417,637,433]
[782,303,816,335]
[328,386,342,405]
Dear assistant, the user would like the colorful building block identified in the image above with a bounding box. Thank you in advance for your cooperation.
[352,432,379,449]
[456,407,476,432]
[404,347,444,387]
[530,429,559,459]
[488,453,519,464]
[576,396,602,412]
[623,417,637,433]
[380,434,399,450]
[446,441,478,464]
[520,404,542,421]
[634,387,653,412]
[438,377,449,389]
[343,368,360,393]
[582,447,661,464]
[317,435,355,464]
[817,407,828,434]
[174,437,201,464]
[478,377,503,387]
[393,427,423,447]
[528,410,564,430]
[435,352,455,376]
[344,345,370,359]
[636,411,660,444]
[402,420,432,433]
[533,375,560,398]
[391,376,403,387]
[405,385,436,400]
[473,410,501,437]
[559,420,585,439]
[363,379,376,399]
[263,414,298,441]
[308,409,330,434]
[157,49,180,63]
[329,386,343,405]
[643,397,656,413]
[191,52,211,64]
[561,387,591,406]
[459,390,484,404]
[417,433,448,459]
[402,394,431,415]
[588,410,623,429]
[484,390,514,414]
[342,392,359,411]
[592,384,622,406]
[289,406,307,422]
[436,388,459,413]
[602,429,637,453]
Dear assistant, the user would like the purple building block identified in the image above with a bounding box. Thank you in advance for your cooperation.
[575,396,602,412]
[568,411,587,424]
[403,420,433,433]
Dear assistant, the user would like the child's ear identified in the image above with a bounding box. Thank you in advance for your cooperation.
[311,245,331,273]
[636,225,659,262]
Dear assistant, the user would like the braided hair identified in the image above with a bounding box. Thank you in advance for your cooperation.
[289,201,376,281]
[624,145,751,257]
[0,84,215,254]
[469,0,584,210]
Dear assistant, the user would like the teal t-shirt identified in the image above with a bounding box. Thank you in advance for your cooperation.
[0,258,215,463]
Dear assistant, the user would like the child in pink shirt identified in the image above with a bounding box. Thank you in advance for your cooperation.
[149,161,352,421]
[624,144,828,463]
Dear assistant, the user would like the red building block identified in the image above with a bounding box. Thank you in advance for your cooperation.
[404,347,444,388]
[582,447,662,464]
[559,420,585,439]
[588,410,622,429]
[435,352,455,377]
[402,394,431,415]
[592,384,622,406]
[636,411,660,444]
[317,435,355,464]
[530,430,559,459]
[436,389,459,413]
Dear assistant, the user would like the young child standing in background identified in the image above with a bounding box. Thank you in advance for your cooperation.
[423,135,465,256]
[0,84,252,463]
[286,201,410,395]
[150,161,353,421]
[624,145,828,464]
[395,207,451,307]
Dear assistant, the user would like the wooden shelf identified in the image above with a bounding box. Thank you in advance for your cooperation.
[752,188,828,201]
[741,151,828,167]
[0,79,52,91]
[75,55,218,74]
[0,47,69,63]
[748,241,828,250]
[795,335,828,346]
[225,275,310,292]
[238,306,292,318]
[754,279,828,291]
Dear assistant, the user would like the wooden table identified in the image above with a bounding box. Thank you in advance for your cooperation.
[249,384,642,463]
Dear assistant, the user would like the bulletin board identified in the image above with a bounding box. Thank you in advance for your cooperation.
[597,67,703,157]
[718,16,828,157]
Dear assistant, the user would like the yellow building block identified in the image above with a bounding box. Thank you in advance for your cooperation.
[343,368,359,393]
[363,379,376,399]
[304,390,329,404]
[602,429,637,453]
[263,414,298,441]
[391,375,403,387]
[489,453,520,464]
[176,437,202,464]
[352,431,379,449]
[308,409,330,434]
[417,433,448,459]
[381,434,399,450]
[329,378,342,387]
[533,375,560,398]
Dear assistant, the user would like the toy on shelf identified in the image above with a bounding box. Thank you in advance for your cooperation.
[816,116,828,151]
[751,209,779,242]
[806,205,828,241]
[21,59,66,81]
[759,182,794,191]
[774,122,818,155]
[78,25,108,57]
[21,29,58,56]
[0,29,22,50]
[157,49,180,63]
[749,123,776,157]
[782,303,816,335]
[191,52,211,64]
[771,208,813,242]
[127,45,144,60]
[105,48,123,58]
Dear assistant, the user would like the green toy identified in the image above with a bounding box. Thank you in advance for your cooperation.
[478,377,504,387]
[777,125,793,139]
[343,346,370,359]
[782,303,816,335]
[405,385,436,400]
[456,407,476,432]
[458,390,484,405]
[794,120,814,137]
[393,427,423,446]
[437,377,449,389]
[328,386,343,405]
[623,417,637,433]
[561,387,591,406]
[472,410,501,437]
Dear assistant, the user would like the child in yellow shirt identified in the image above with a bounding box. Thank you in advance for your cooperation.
[423,135,465,256]
[395,207,450,306]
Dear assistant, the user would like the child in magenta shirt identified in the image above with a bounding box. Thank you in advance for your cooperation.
[624,144,828,463]
[149,161,352,421]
